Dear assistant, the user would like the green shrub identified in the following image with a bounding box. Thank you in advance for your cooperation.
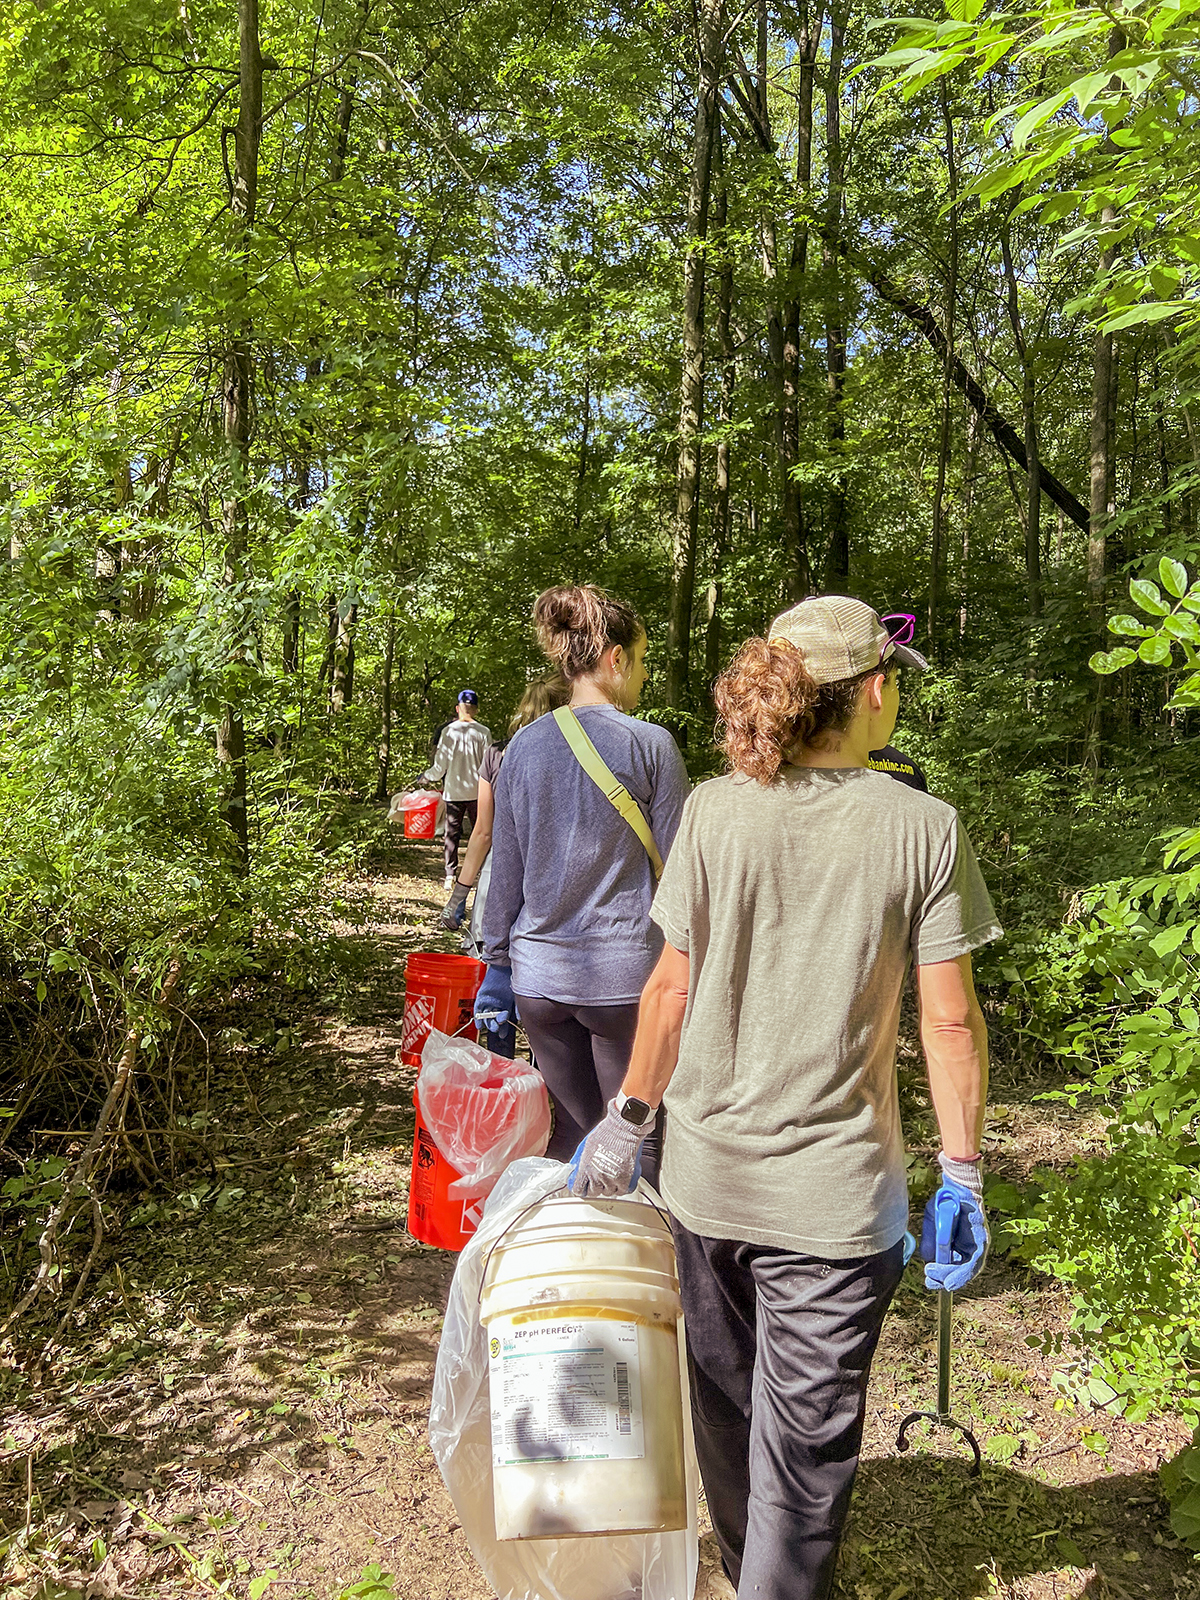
[1000,825,1200,1422]
[1161,1426,1200,1550]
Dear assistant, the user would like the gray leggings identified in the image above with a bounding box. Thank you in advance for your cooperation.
[514,994,661,1186]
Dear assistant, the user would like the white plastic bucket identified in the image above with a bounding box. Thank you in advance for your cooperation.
[480,1192,688,1542]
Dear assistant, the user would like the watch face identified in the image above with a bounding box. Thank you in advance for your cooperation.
[620,1097,652,1125]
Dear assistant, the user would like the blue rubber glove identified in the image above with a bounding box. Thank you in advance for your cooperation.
[474,964,516,1034]
[921,1161,989,1292]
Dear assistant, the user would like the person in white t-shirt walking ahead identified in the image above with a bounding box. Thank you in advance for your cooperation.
[422,690,491,889]
[568,595,1001,1600]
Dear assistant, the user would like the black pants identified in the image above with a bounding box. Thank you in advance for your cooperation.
[443,799,477,876]
[514,995,662,1187]
[671,1222,905,1600]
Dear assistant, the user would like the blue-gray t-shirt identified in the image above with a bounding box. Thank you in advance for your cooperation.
[482,705,690,1005]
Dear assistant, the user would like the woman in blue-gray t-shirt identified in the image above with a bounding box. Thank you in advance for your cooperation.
[476,584,690,1179]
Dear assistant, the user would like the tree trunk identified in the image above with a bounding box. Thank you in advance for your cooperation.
[706,124,736,692]
[666,0,725,719]
[784,0,821,600]
[1088,318,1114,621]
[929,83,959,646]
[999,216,1042,620]
[823,0,849,592]
[574,363,590,533]
[1086,23,1121,774]
[319,65,359,708]
[790,0,821,283]
[331,500,367,715]
[99,373,129,624]
[123,441,177,623]
[1088,27,1125,630]
[318,590,337,688]
[374,611,397,802]
[332,600,357,712]
[216,0,261,870]
[284,363,320,681]
[282,592,300,674]
[959,407,980,638]
[743,0,820,601]
[1153,353,1173,547]
[275,586,300,756]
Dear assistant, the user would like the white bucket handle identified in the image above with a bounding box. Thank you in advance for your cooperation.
[476,1177,671,1303]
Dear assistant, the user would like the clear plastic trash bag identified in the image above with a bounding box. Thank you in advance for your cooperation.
[418,1031,552,1199]
[387,787,445,831]
[429,1157,699,1600]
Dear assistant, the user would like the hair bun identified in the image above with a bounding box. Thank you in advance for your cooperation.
[533,587,589,634]
[533,584,641,681]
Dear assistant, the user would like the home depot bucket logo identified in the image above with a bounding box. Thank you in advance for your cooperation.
[401,994,436,1057]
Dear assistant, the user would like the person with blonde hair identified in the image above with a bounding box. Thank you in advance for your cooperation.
[569,595,1001,1600]
[475,584,690,1181]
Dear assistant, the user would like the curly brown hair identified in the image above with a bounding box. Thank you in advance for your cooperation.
[533,584,642,681]
[715,637,895,785]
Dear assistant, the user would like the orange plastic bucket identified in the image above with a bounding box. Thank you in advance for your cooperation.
[404,795,440,838]
[408,1091,483,1250]
[400,952,486,1068]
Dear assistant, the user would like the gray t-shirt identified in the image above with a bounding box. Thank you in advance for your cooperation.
[483,705,690,1004]
[651,765,1001,1257]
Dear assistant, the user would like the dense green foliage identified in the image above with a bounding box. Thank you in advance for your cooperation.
[1162,1425,1200,1550]
[999,819,1200,1420]
[0,0,1197,1428]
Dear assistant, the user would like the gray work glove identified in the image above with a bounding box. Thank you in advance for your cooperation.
[567,1098,655,1197]
[440,880,471,930]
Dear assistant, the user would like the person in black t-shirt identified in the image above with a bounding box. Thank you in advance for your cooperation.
[867,744,928,792]
[867,613,929,793]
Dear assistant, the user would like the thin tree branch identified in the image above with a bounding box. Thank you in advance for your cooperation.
[1,963,182,1335]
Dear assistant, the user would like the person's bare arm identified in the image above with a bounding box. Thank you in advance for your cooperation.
[456,778,495,887]
[916,953,988,1160]
[621,942,691,1107]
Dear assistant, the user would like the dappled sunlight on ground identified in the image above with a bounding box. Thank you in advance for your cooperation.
[1,834,1196,1599]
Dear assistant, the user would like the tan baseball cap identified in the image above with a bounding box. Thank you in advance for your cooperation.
[768,595,929,685]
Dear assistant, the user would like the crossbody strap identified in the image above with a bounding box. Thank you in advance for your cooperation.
[553,706,664,881]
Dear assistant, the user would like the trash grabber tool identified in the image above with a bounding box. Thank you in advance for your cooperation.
[896,1186,982,1475]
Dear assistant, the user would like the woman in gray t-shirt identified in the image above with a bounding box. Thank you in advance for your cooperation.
[477,584,690,1179]
[568,595,1000,1600]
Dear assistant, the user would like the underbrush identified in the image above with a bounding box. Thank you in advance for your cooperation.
[0,704,390,1327]
[981,823,1200,1427]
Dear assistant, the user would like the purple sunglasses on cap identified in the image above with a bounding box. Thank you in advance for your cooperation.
[881,612,917,646]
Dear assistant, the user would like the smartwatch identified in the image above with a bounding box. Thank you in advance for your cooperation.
[616,1091,655,1127]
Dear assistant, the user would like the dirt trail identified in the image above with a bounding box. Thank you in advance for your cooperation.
[1,841,1196,1600]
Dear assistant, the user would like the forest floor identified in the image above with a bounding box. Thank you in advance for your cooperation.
[1,832,1197,1600]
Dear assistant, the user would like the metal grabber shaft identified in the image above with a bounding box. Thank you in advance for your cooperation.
[937,1287,952,1418]
[895,1191,982,1475]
